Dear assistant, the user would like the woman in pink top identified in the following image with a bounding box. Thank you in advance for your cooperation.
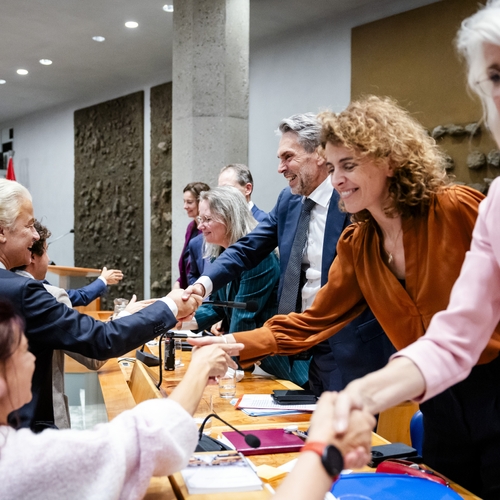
[334,2,500,497]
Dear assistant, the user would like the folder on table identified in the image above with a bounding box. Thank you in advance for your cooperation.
[221,428,305,456]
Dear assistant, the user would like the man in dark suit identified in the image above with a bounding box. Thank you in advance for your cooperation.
[188,164,267,285]
[184,113,395,394]
[0,179,203,430]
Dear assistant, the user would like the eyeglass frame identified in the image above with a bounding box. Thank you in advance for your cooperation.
[196,215,224,226]
[474,68,500,97]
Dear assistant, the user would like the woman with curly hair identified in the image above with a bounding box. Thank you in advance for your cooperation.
[190,94,496,495]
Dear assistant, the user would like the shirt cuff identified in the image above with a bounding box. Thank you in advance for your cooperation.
[98,276,107,285]
[160,296,178,317]
[182,319,199,330]
[197,276,213,298]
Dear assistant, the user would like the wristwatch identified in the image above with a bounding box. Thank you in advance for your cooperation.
[301,441,344,478]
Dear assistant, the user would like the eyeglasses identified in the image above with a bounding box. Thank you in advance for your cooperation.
[196,216,216,226]
[475,68,500,97]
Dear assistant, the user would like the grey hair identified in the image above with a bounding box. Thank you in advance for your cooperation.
[276,112,322,153]
[0,179,32,228]
[199,186,257,259]
[219,164,254,190]
[456,0,500,143]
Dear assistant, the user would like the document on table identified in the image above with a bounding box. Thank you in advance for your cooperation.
[236,394,316,412]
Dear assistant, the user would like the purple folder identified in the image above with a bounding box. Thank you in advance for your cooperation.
[221,429,305,456]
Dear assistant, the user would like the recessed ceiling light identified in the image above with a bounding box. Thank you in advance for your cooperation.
[39,59,52,65]
[125,21,138,28]
[0,80,6,84]
[92,36,105,42]
[17,69,28,75]
[163,5,174,12]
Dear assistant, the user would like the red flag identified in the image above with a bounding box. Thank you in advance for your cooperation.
[6,156,16,181]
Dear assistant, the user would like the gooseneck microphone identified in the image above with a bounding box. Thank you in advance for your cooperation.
[203,300,259,313]
[198,413,261,449]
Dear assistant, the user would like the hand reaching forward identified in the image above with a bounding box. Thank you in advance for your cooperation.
[182,283,206,301]
[167,289,203,320]
[190,343,245,379]
[100,267,123,285]
[307,392,375,469]
[123,295,157,315]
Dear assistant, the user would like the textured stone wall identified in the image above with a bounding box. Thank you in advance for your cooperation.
[74,92,144,308]
[150,82,173,297]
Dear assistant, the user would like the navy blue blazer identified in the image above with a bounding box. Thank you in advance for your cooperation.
[65,278,107,307]
[0,269,176,430]
[205,187,395,392]
[251,203,268,223]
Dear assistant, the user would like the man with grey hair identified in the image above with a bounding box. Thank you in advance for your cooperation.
[184,113,395,393]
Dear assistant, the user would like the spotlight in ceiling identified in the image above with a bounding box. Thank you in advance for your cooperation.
[163,5,174,12]
[39,59,53,65]
[92,36,106,42]
[17,69,28,75]
[0,80,6,84]
[125,21,138,28]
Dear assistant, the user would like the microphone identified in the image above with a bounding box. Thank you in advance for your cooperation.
[49,228,74,246]
[197,413,261,450]
[204,300,259,312]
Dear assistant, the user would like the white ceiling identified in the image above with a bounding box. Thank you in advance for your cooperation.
[0,0,380,124]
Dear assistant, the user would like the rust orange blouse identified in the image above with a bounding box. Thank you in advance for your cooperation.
[234,185,500,367]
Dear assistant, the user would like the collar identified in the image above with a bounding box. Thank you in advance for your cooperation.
[0,262,5,270]
[305,176,333,208]
[15,269,34,279]
[248,201,255,210]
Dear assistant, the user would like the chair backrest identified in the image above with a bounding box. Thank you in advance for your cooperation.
[128,359,164,404]
[376,400,419,446]
[410,409,424,455]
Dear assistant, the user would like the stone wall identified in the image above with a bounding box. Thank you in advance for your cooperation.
[74,91,144,308]
[150,82,173,297]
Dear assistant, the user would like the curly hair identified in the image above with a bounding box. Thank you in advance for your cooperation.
[30,220,51,257]
[319,95,450,222]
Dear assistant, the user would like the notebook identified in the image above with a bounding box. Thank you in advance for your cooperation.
[222,428,305,456]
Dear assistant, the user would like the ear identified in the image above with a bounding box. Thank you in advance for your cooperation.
[315,150,326,168]
[0,225,6,244]
[244,183,253,197]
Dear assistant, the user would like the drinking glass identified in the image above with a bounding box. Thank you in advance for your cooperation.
[218,369,237,399]
[174,339,183,366]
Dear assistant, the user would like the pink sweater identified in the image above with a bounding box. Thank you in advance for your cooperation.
[1,399,198,499]
[395,178,500,401]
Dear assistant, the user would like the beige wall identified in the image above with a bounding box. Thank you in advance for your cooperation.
[352,0,498,187]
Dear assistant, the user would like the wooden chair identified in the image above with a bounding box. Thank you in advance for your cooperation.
[79,310,113,321]
[128,359,164,404]
[376,400,419,446]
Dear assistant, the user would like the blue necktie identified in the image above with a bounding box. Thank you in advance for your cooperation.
[259,198,316,386]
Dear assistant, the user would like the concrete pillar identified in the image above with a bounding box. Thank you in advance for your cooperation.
[172,0,249,286]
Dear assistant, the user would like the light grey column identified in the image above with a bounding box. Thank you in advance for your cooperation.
[172,0,249,286]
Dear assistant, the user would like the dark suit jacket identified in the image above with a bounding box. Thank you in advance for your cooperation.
[251,204,268,223]
[65,278,106,307]
[194,252,279,333]
[0,269,176,430]
[205,187,395,392]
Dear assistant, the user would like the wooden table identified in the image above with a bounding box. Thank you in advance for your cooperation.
[96,351,480,500]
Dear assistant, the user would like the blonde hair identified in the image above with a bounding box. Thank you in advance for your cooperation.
[319,95,449,222]
[200,186,257,259]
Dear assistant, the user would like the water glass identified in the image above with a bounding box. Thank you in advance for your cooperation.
[218,369,237,399]
[113,298,129,318]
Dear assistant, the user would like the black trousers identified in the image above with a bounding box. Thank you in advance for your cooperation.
[421,354,500,499]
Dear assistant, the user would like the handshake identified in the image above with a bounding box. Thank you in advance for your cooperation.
[166,282,206,321]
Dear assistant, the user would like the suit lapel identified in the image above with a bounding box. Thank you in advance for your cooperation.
[322,190,349,286]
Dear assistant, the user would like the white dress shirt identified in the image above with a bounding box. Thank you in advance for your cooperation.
[300,176,333,311]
